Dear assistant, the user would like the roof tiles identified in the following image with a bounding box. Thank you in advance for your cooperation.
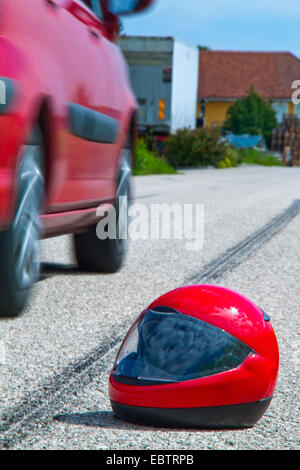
[198,51,300,100]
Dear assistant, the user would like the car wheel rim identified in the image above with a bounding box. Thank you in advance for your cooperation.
[13,145,44,290]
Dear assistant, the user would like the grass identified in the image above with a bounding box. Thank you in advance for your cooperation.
[133,137,284,175]
[239,148,284,167]
[134,139,177,176]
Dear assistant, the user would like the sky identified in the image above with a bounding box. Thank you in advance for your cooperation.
[123,0,300,57]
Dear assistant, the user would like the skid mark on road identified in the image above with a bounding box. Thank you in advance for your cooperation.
[0,338,122,449]
[187,199,300,284]
[1,199,300,448]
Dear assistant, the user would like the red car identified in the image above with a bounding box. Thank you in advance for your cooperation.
[0,0,154,317]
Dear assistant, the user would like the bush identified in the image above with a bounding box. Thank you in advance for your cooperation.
[222,146,242,168]
[134,138,177,176]
[224,88,277,147]
[165,128,230,168]
[239,148,284,166]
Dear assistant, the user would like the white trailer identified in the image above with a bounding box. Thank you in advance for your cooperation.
[120,36,199,136]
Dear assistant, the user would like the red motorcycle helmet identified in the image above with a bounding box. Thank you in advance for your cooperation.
[109,285,279,429]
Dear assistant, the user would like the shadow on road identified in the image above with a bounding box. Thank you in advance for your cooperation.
[54,411,151,431]
[39,262,80,281]
[53,411,237,433]
[39,262,115,281]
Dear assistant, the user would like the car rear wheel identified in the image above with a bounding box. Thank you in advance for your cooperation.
[0,126,44,317]
[74,146,132,273]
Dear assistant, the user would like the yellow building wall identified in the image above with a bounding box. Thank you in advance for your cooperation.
[198,100,295,130]
[203,102,235,129]
[288,102,295,115]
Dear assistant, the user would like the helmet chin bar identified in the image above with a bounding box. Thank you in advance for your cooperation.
[111,398,273,430]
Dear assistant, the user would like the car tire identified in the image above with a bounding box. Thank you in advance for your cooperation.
[0,126,45,318]
[74,146,132,274]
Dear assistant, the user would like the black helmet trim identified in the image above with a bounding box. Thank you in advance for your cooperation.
[113,307,255,386]
[110,397,273,429]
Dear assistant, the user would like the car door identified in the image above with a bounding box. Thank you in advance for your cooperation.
[74,0,123,188]
[59,0,121,209]
[40,0,120,212]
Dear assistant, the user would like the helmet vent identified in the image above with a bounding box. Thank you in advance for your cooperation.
[261,309,270,322]
[151,306,180,315]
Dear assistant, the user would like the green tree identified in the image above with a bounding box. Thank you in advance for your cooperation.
[197,45,210,51]
[224,88,277,146]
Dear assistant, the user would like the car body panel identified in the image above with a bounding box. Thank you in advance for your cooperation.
[0,0,137,231]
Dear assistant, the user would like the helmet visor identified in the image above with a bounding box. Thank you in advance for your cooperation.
[113,307,254,385]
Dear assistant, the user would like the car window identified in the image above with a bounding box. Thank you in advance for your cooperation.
[80,0,104,21]
[80,0,92,8]
[91,0,104,20]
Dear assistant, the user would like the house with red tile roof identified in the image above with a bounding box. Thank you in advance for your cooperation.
[197,51,300,129]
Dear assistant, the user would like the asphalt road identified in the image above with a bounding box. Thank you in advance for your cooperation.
[0,165,299,450]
